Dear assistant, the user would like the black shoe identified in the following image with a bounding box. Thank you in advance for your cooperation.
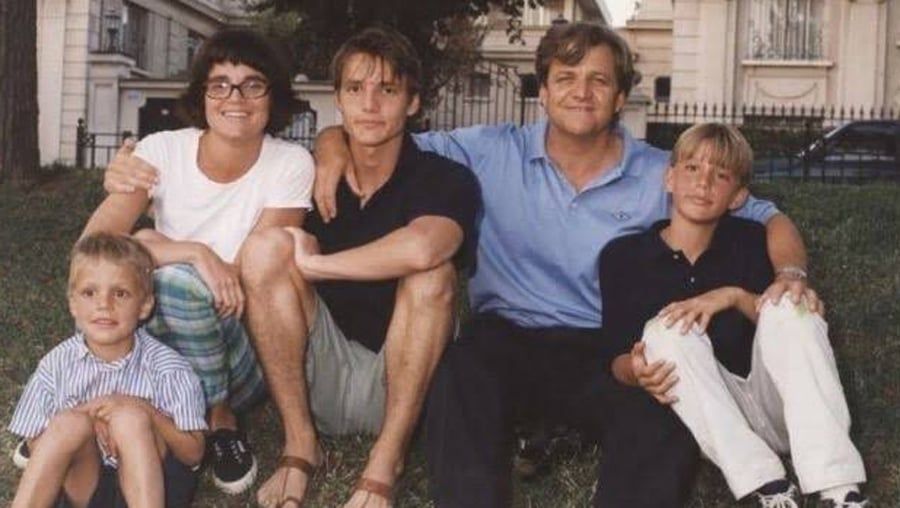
[513,422,580,481]
[207,428,257,495]
[820,491,869,507]
[12,440,29,469]
[753,479,800,508]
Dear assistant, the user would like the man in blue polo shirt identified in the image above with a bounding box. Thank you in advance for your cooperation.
[313,22,815,507]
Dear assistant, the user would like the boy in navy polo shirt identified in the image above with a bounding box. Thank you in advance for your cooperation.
[600,123,867,507]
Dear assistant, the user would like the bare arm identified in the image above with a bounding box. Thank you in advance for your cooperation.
[313,126,360,222]
[252,207,305,231]
[103,140,159,193]
[289,215,463,281]
[81,191,150,239]
[81,395,205,467]
[612,343,679,405]
[765,213,807,274]
[148,410,205,466]
[657,286,760,334]
[129,229,207,266]
[761,213,823,313]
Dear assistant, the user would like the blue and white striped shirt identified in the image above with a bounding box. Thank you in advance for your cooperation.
[9,328,207,439]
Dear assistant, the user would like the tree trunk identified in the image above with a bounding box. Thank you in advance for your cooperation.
[0,0,40,186]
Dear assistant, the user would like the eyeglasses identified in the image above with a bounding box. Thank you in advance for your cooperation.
[204,78,270,100]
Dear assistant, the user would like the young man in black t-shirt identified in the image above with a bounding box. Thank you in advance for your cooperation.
[239,28,479,508]
[599,123,866,508]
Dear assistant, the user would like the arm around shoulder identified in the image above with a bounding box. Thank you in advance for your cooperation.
[81,191,150,239]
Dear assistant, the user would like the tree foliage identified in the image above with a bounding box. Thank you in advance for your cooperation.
[249,1,543,107]
[0,0,40,186]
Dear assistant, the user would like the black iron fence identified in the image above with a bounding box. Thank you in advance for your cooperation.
[423,60,542,130]
[647,103,900,183]
[76,116,317,169]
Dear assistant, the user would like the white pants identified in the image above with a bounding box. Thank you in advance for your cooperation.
[642,299,866,499]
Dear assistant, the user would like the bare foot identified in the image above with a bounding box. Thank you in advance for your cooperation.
[256,442,321,508]
[341,446,402,508]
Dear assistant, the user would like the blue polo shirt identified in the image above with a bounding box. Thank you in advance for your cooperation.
[413,120,779,329]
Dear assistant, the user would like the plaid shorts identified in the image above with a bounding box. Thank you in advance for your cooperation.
[146,264,265,411]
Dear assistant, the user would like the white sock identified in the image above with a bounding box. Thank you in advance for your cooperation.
[819,484,857,503]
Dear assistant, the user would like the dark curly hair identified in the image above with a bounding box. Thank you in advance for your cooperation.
[177,29,298,134]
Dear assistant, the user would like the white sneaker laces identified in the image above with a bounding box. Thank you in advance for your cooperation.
[758,492,800,508]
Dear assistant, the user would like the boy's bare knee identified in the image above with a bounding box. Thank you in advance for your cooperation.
[240,228,294,285]
[106,404,153,438]
[400,261,456,309]
[47,410,94,434]
[42,410,95,449]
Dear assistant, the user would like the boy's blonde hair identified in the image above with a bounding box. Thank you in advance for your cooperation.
[669,123,753,186]
[69,233,155,296]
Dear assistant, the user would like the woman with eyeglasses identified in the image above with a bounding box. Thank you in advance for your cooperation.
[80,28,314,499]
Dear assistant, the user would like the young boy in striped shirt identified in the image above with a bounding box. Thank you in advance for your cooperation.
[9,233,207,507]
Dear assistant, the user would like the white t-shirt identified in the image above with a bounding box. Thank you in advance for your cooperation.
[134,128,313,263]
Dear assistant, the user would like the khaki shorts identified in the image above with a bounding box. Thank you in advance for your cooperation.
[305,296,386,436]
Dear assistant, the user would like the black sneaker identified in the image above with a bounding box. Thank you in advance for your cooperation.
[754,479,800,508]
[207,429,257,495]
[820,491,869,507]
[12,440,29,469]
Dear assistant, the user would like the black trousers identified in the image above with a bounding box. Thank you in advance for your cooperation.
[425,313,700,508]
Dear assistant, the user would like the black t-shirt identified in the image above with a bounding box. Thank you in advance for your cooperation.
[304,135,480,353]
[598,216,773,377]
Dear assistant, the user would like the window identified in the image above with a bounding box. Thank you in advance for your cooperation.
[521,0,564,26]
[187,31,203,67]
[747,0,824,60]
[520,73,539,99]
[122,2,149,68]
[468,72,491,100]
[654,76,671,103]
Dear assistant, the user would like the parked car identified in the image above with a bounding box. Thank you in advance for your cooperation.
[753,120,900,182]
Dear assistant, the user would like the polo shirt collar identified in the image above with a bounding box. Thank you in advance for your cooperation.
[389,133,420,183]
[526,120,640,182]
[343,133,419,203]
[74,330,141,370]
[645,216,738,262]
[525,119,550,162]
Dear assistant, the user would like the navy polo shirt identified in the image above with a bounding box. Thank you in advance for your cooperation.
[304,135,480,353]
[598,216,774,377]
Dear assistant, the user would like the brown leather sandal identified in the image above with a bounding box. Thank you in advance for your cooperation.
[354,477,394,504]
[275,455,317,508]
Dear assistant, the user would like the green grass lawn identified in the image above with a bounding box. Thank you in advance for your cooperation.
[1,171,899,506]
